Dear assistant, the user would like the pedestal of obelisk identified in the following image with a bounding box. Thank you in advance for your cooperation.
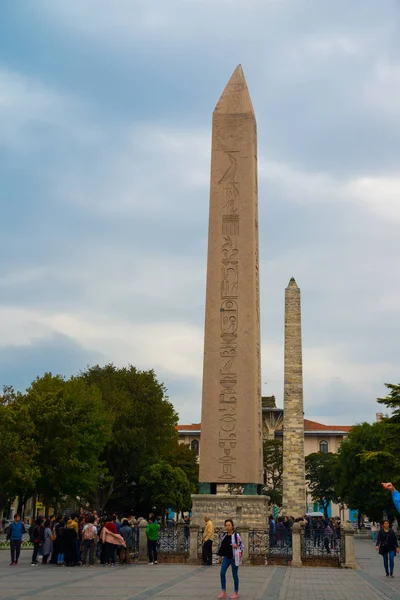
[192,65,267,526]
[282,278,306,516]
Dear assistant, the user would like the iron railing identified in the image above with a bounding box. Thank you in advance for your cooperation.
[130,526,139,560]
[0,538,33,550]
[248,529,269,564]
[301,525,342,564]
[268,527,292,562]
[158,525,189,556]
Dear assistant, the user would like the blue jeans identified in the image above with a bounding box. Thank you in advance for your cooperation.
[220,557,239,593]
[383,551,395,575]
[372,531,377,543]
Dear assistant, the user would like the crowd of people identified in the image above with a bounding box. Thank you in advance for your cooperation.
[5,511,159,568]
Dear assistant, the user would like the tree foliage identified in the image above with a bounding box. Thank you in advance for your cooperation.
[0,363,198,518]
[262,439,283,506]
[0,386,39,518]
[364,384,400,470]
[335,422,397,521]
[23,373,112,510]
[79,364,179,510]
[166,442,199,495]
[139,461,192,520]
[305,452,338,517]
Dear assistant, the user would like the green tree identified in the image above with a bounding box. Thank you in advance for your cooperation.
[0,386,39,519]
[79,364,179,510]
[363,384,400,470]
[139,461,192,521]
[23,373,112,513]
[305,452,338,517]
[167,442,199,495]
[262,439,283,506]
[336,422,396,521]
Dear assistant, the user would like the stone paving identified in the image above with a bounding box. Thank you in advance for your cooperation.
[0,537,399,599]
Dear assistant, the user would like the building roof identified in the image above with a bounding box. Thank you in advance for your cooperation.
[303,419,352,433]
[176,419,352,434]
[176,423,201,432]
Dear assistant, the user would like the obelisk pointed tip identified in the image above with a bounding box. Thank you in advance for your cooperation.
[214,65,255,116]
[287,277,299,289]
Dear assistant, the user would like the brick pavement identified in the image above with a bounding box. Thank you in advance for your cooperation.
[0,537,399,599]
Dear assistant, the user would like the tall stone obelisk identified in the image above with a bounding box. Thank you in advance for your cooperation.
[282,278,306,516]
[198,65,263,493]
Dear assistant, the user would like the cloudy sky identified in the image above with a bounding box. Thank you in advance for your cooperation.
[1,0,399,426]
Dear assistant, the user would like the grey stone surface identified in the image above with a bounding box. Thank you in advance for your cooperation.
[0,538,398,599]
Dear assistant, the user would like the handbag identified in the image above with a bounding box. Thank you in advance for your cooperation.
[233,533,243,566]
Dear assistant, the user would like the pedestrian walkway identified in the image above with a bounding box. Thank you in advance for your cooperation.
[0,537,399,599]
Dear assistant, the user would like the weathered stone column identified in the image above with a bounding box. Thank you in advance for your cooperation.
[291,522,302,567]
[282,278,306,516]
[239,525,250,564]
[138,520,148,564]
[343,524,357,569]
[189,523,200,564]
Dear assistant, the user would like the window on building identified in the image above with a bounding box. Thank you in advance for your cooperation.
[191,439,199,455]
[319,440,328,453]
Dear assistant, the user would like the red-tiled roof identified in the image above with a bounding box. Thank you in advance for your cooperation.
[176,420,352,433]
[176,423,201,431]
[304,419,352,432]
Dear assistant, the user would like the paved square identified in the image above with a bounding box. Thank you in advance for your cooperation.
[0,538,399,599]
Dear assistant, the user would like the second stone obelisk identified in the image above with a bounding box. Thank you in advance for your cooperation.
[282,278,306,516]
[199,65,263,490]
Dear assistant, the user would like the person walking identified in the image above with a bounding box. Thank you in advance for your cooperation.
[216,519,243,600]
[81,516,98,567]
[7,513,26,566]
[202,515,214,566]
[371,521,380,544]
[376,519,399,577]
[146,515,160,565]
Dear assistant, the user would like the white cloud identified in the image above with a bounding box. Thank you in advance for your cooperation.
[260,157,400,222]
[0,305,203,380]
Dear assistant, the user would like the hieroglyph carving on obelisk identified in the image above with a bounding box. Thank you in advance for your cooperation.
[282,278,306,515]
[199,65,263,487]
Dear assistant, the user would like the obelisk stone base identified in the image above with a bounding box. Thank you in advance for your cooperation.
[191,494,268,528]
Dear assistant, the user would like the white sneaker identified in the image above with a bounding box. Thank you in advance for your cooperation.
[154,561,158,564]
[148,562,154,565]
